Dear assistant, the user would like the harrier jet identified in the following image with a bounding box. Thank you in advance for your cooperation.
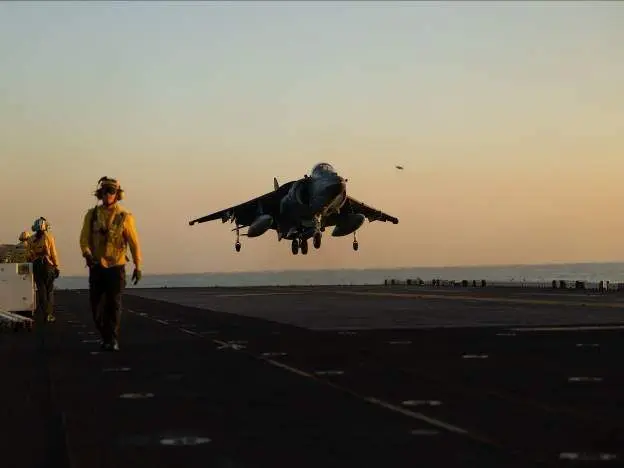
[188,163,399,255]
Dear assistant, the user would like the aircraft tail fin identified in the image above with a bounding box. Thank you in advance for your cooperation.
[274,177,279,190]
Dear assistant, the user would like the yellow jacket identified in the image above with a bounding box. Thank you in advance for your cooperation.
[80,203,142,269]
[28,232,60,268]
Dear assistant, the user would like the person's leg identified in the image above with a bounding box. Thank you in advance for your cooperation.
[34,277,46,321]
[44,267,55,322]
[103,265,126,351]
[32,260,47,323]
[88,266,106,343]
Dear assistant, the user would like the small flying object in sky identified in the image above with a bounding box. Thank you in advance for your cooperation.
[395,165,404,170]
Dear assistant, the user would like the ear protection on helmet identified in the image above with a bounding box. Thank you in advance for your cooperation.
[32,217,49,232]
[94,176,124,201]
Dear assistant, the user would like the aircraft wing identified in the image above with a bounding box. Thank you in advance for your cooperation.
[344,196,399,224]
[189,182,295,228]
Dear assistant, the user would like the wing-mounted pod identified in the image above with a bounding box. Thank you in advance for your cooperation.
[247,214,274,237]
[331,213,366,237]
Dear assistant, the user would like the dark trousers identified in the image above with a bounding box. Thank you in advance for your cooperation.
[33,259,55,320]
[88,265,126,343]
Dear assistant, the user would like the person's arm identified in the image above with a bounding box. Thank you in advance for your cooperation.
[79,209,93,258]
[25,240,34,262]
[47,234,60,269]
[124,213,142,270]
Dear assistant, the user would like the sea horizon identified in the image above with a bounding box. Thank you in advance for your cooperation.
[54,261,624,290]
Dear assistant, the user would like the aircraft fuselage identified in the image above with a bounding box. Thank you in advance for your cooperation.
[278,164,347,240]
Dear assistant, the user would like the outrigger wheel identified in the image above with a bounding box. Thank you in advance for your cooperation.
[234,223,241,252]
[353,232,359,251]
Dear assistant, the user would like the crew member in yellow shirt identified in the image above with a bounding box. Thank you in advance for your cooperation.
[28,218,60,323]
[79,176,142,352]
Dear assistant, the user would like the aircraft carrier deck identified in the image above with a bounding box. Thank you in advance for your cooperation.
[3,284,624,467]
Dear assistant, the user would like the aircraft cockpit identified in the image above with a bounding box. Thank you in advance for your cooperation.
[310,162,337,178]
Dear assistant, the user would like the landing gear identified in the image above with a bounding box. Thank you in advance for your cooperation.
[312,215,323,250]
[234,224,241,252]
[313,231,322,249]
[291,237,309,255]
[352,232,359,251]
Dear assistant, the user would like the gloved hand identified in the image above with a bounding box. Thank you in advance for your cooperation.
[131,268,142,285]
[53,267,60,279]
[83,252,94,268]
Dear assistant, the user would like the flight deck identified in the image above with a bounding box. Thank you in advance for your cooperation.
[2,285,623,467]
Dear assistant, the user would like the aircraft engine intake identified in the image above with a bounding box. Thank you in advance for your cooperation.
[331,213,366,237]
[247,214,274,238]
[294,180,310,206]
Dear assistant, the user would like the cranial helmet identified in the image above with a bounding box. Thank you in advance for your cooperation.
[18,231,31,242]
[32,217,49,232]
[94,176,124,201]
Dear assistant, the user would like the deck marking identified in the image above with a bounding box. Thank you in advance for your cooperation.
[568,377,602,382]
[335,291,624,309]
[119,392,154,399]
[214,292,304,298]
[126,308,503,450]
[511,325,624,332]
[160,436,211,446]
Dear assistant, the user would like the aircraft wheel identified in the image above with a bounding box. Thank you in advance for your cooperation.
[291,239,299,255]
[353,241,359,251]
[235,242,241,252]
[313,232,322,249]
[300,238,309,255]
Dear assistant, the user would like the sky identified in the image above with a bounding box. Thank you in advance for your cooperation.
[0,1,623,276]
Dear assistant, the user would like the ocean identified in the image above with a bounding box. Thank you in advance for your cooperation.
[54,262,624,290]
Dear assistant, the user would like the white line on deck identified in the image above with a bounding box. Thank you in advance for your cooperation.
[510,325,624,332]
[214,293,304,298]
[126,307,494,447]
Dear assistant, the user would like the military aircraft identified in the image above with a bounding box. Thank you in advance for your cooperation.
[188,162,399,255]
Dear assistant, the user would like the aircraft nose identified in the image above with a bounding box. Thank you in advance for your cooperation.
[309,176,346,212]
[326,176,346,198]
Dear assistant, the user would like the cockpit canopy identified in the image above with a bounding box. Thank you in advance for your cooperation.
[310,162,337,178]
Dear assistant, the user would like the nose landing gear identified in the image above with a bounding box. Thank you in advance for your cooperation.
[234,224,241,252]
[352,232,359,251]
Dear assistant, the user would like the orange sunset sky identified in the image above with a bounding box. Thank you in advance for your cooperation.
[0,1,622,276]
